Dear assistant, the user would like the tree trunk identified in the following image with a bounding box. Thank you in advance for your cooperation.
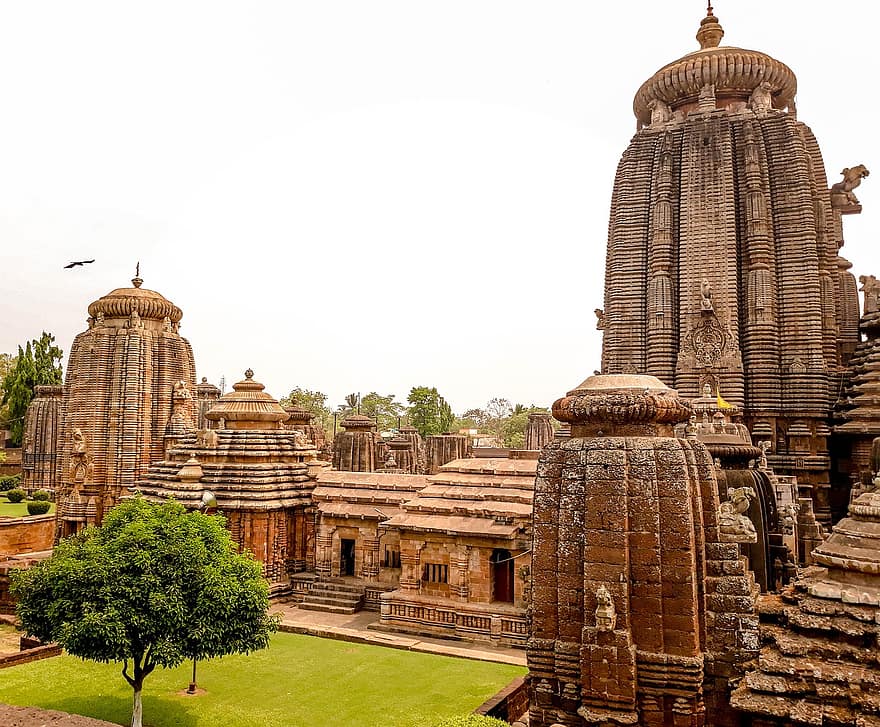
[131,687,143,727]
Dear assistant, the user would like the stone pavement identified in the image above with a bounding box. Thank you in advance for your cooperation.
[270,601,527,667]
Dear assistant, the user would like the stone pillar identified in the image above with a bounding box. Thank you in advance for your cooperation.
[451,546,470,601]
[316,526,334,578]
[360,530,381,581]
[524,412,554,451]
[399,542,424,591]
[332,415,377,472]
[425,433,469,474]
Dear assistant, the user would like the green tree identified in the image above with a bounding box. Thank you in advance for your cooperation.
[11,497,278,727]
[1,332,63,446]
[360,392,405,431]
[407,386,454,437]
[279,386,333,433]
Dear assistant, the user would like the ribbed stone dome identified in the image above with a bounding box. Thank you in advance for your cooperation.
[205,369,288,429]
[632,7,797,127]
[87,275,183,322]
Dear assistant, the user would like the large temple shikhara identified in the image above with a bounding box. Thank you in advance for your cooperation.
[6,4,880,727]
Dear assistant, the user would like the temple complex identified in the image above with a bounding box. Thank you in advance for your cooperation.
[134,370,320,587]
[424,432,471,474]
[283,403,327,454]
[56,274,197,536]
[195,376,221,429]
[597,5,868,525]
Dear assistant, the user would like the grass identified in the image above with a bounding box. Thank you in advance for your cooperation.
[0,500,55,517]
[0,631,525,727]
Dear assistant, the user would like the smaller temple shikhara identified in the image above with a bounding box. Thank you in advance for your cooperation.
[7,2,880,725]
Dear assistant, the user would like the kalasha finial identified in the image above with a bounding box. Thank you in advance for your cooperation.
[245,368,254,380]
[132,261,143,289]
[696,1,724,49]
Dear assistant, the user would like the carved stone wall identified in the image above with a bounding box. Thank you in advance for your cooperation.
[425,433,470,474]
[528,374,758,727]
[600,8,861,524]
[332,415,378,472]
[21,385,62,494]
[524,412,554,451]
[56,276,197,534]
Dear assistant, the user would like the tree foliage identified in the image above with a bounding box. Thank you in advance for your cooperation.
[1,332,63,446]
[11,497,278,727]
[359,392,405,431]
[278,386,333,433]
[406,386,454,437]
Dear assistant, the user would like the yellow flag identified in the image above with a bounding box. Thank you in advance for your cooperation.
[716,389,733,409]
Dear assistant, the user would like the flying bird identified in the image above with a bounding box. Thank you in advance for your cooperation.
[63,259,95,269]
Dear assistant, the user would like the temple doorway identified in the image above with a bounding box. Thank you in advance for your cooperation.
[340,538,356,577]
[491,549,514,603]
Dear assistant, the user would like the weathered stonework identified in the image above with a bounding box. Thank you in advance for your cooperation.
[56,275,197,536]
[134,371,320,587]
[195,377,220,430]
[332,415,378,472]
[524,412,554,451]
[21,385,62,495]
[528,374,758,727]
[425,432,471,474]
[600,7,863,525]
[378,454,534,646]
[731,491,880,725]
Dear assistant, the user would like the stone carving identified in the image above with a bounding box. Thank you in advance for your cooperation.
[698,82,716,111]
[384,452,397,469]
[758,440,771,469]
[594,308,605,330]
[859,274,880,314]
[95,311,104,326]
[128,309,143,329]
[162,316,172,332]
[685,414,698,439]
[647,98,671,126]
[719,486,757,543]
[594,585,616,631]
[196,428,218,448]
[779,501,800,527]
[700,278,714,311]
[68,428,93,485]
[830,164,869,205]
[292,429,311,449]
[748,80,773,114]
[681,314,729,368]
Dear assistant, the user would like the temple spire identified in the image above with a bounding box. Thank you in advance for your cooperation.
[696,1,724,49]
[132,261,143,288]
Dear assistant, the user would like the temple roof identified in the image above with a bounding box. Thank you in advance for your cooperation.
[632,6,797,126]
[87,275,183,322]
[204,369,288,429]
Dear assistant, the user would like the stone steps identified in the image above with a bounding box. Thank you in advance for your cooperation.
[299,580,365,615]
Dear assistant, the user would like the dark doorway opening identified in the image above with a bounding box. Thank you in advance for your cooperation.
[340,538,356,576]
[491,548,514,603]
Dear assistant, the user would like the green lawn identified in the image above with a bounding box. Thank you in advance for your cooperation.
[0,500,55,517]
[0,632,525,727]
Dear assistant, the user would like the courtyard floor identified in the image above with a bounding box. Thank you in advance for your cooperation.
[0,630,525,727]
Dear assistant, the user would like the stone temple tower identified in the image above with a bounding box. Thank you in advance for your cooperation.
[598,7,864,523]
[56,273,197,536]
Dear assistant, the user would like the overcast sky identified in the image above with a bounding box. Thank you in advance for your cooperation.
[1,1,877,414]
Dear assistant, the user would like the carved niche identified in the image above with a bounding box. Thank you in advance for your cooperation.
[681,312,731,369]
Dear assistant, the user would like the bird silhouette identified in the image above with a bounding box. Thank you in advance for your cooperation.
[63,259,95,269]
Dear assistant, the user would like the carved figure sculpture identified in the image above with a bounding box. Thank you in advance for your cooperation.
[292,429,310,448]
[163,316,172,332]
[719,486,757,543]
[830,165,870,205]
[384,452,397,469]
[196,428,218,448]
[700,278,714,311]
[859,274,880,314]
[95,311,104,326]
[758,440,771,470]
[647,98,671,126]
[698,82,716,110]
[594,585,616,632]
[594,308,605,330]
[748,80,773,114]
[685,414,698,439]
[68,428,93,485]
[129,309,142,329]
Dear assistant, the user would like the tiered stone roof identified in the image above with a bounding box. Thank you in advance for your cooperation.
[380,455,535,542]
[732,491,880,725]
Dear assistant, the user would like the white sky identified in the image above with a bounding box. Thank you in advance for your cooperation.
[1,1,877,414]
